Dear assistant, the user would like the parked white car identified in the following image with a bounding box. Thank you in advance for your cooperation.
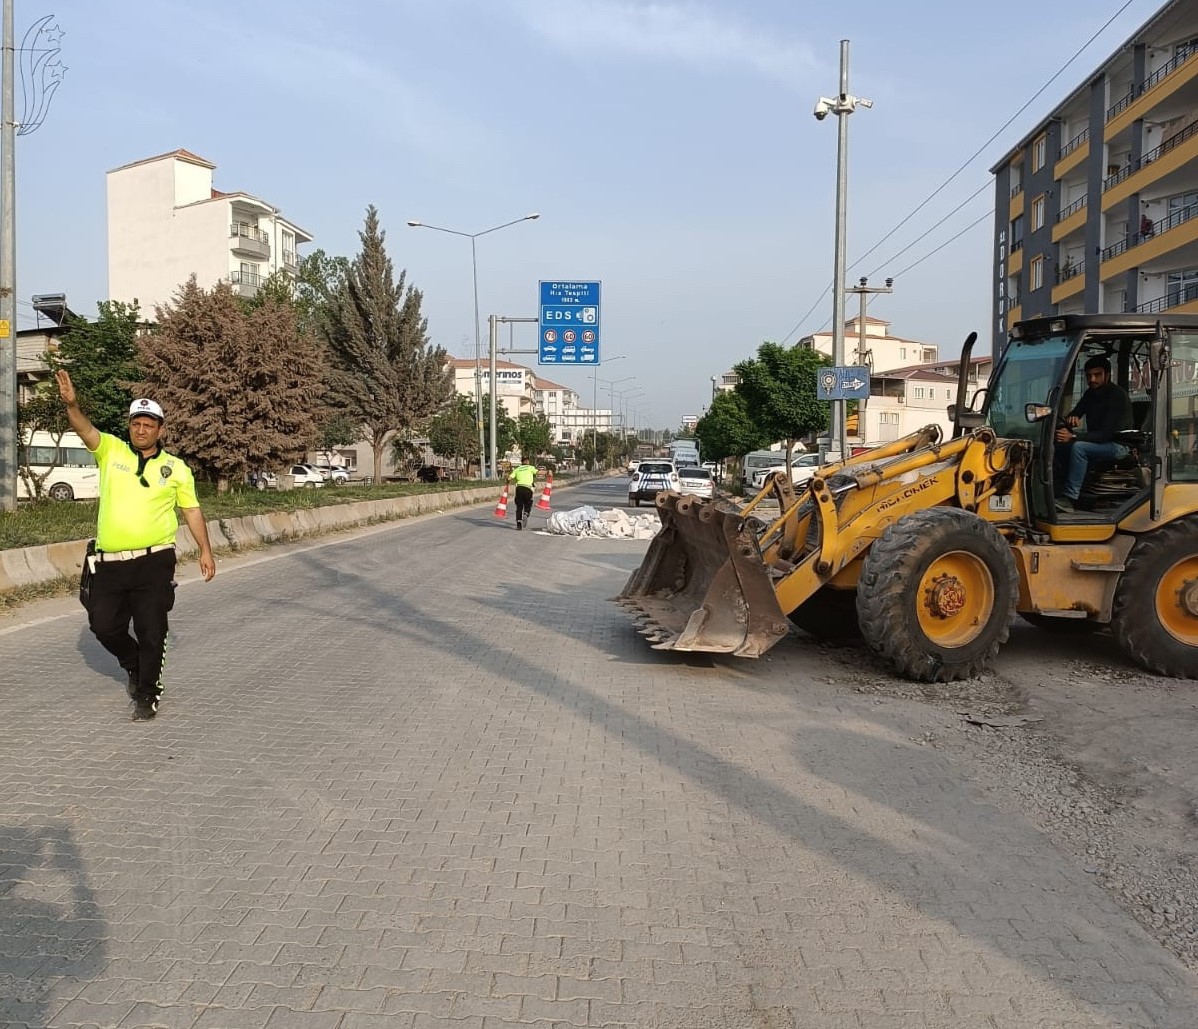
[676,466,714,499]
[289,464,325,488]
[752,452,821,490]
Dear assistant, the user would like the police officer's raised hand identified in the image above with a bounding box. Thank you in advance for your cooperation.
[55,368,77,406]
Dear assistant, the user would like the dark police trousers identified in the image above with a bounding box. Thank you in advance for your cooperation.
[514,485,534,524]
[87,548,176,703]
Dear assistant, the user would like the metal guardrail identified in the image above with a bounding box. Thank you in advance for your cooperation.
[1011,238,1024,253]
[231,270,263,287]
[1010,183,1023,199]
[230,223,269,244]
[1106,89,1134,121]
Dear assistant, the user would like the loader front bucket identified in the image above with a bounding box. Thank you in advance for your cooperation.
[616,492,790,658]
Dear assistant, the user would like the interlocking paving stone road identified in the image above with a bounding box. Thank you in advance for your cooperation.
[1,477,1196,1028]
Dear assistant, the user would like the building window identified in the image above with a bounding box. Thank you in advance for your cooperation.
[1032,134,1047,172]
[928,388,935,400]
[1011,214,1025,251]
[1030,255,1044,291]
[1031,195,1046,231]
[914,387,925,399]
[1010,163,1023,195]
[899,347,907,359]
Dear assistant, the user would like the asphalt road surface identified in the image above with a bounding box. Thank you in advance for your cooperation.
[0,476,1195,1028]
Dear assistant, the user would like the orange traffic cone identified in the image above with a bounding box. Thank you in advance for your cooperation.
[535,472,554,510]
[494,483,510,518]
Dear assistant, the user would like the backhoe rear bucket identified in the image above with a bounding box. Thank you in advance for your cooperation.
[616,492,790,658]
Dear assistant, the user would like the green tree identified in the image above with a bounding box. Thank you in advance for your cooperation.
[294,249,350,337]
[481,394,517,466]
[316,414,358,467]
[514,413,553,462]
[734,342,830,468]
[138,277,325,491]
[52,300,143,438]
[427,395,477,474]
[695,390,770,464]
[320,206,455,483]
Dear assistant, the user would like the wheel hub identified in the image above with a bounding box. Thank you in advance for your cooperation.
[1179,578,1198,619]
[926,574,967,618]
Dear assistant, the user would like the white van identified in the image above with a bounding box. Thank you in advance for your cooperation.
[18,430,99,501]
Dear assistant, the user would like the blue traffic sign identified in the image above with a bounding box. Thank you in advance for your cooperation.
[817,365,871,401]
[539,280,600,364]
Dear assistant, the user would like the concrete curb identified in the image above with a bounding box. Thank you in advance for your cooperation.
[0,479,603,597]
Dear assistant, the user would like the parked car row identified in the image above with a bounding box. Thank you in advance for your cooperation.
[250,465,351,490]
[628,462,717,505]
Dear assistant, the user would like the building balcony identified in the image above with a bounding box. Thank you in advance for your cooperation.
[1134,283,1198,315]
[1052,195,1087,243]
[230,223,270,259]
[1099,201,1198,281]
[230,270,262,298]
[1106,48,1198,140]
[282,249,298,271]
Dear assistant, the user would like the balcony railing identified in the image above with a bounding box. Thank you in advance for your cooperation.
[230,270,263,287]
[230,223,268,244]
[1011,238,1024,253]
[1141,47,1198,94]
[1055,259,1084,284]
[1104,119,1198,191]
[1136,283,1198,314]
[1010,182,1023,199]
[1106,88,1135,122]
[1100,201,1198,261]
[282,249,298,268]
[1059,195,1087,220]
[1105,49,1198,123]
[1058,127,1090,160]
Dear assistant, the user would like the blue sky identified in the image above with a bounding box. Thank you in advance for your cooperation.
[18,0,1166,428]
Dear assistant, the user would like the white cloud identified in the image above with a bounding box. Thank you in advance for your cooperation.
[509,0,814,87]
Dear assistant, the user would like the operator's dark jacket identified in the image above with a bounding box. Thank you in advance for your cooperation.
[1067,382,1132,443]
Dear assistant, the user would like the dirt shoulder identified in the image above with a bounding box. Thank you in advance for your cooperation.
[805,621,1198,970]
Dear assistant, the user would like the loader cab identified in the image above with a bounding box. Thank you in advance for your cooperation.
[984,313,1198,523]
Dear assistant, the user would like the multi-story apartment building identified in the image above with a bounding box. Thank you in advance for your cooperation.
[799,315,939,372]
[992,0,1198,345]
[107,149,312,313]
[531,376,583,444]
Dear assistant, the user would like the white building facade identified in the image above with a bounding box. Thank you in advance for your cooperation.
[801,316,939,373]
[107,149,313,314]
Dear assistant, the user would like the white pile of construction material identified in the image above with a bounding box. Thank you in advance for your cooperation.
[543,505,661,539]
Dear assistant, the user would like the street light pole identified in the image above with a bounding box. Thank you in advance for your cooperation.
[408,212,539,478]
[0,0,14,512]
[815,39,871,462]
[591,355,625,468]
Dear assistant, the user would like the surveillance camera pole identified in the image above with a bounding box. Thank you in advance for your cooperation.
[817,39,871,462]
[845,276,892,447]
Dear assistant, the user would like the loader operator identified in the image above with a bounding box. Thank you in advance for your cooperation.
[1054,355,1132,512]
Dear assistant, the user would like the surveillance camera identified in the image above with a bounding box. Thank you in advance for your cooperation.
[814,104,830,121]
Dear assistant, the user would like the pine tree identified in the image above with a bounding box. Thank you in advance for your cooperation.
[321,206,455,483]
[137,277,324,491]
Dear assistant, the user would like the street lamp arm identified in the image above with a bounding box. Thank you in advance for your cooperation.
[408,213,539,240]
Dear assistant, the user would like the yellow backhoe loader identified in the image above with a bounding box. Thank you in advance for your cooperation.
[618,314,1198,681]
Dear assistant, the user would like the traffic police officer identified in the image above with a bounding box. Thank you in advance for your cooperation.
[507,457,538,530]
[57,369,216,721]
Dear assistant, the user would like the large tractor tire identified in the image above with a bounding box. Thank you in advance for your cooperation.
[856,508,1018,682]
[788,588,862,641]
[1111,517,1198,678]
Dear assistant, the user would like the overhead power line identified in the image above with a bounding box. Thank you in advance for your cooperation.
[780,0,1141,343]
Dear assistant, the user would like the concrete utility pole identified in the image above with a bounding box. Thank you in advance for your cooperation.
[0,0,14,512]
[845,276,892,447]
[814,39,871,462]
